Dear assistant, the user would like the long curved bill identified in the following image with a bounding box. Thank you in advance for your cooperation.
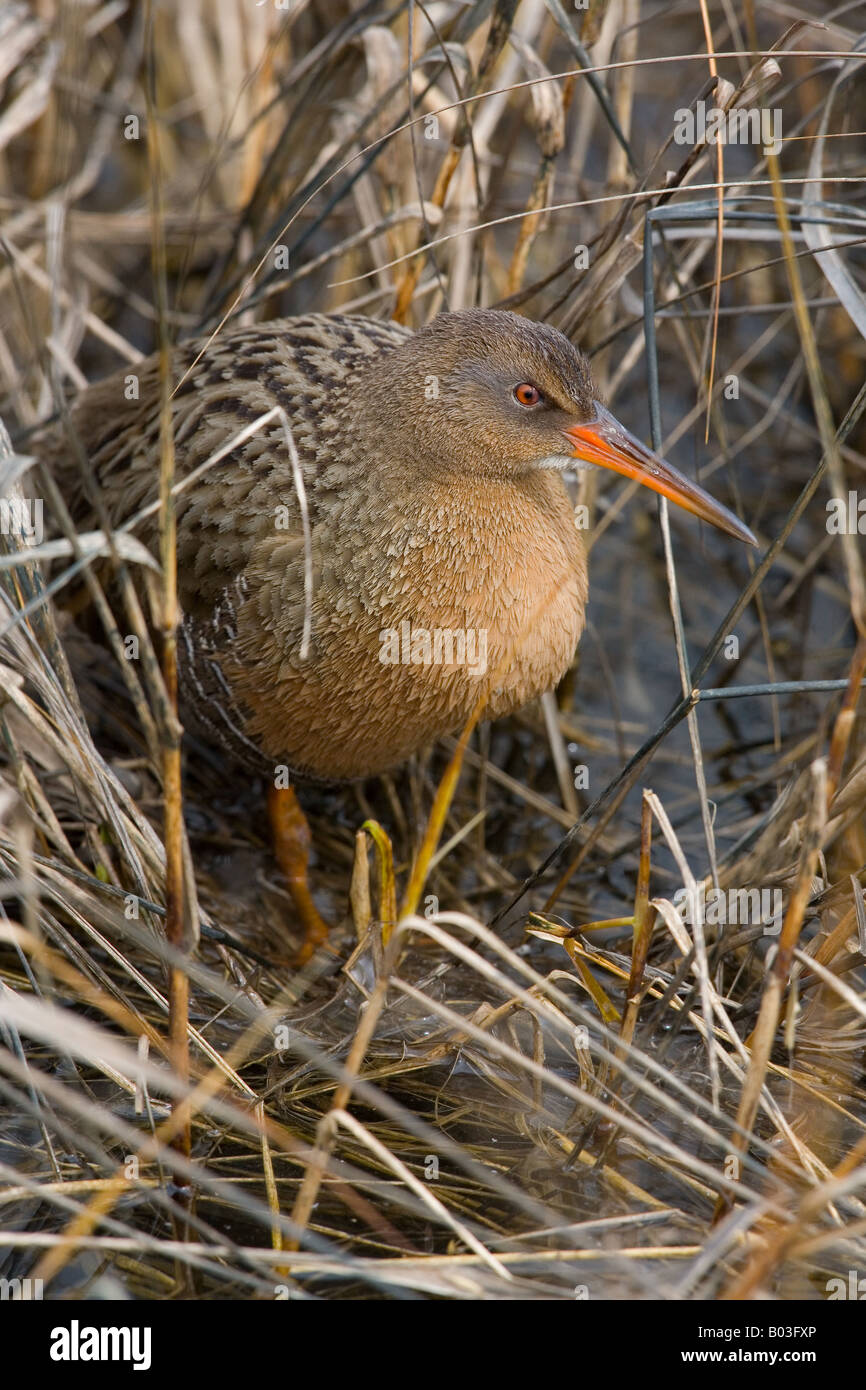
[563,403,757,547]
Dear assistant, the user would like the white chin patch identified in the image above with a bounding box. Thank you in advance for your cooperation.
[535,454,590,477]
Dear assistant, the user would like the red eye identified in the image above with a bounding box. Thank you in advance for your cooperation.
[514,383,543,407]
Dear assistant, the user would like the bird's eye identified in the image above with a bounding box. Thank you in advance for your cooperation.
[513,383,544,408]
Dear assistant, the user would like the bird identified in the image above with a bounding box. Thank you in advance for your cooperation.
[35,308,756,960]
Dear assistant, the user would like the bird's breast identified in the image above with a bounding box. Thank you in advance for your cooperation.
[388,472,588,720]
[332,473,585,752]
[221,471,588,779]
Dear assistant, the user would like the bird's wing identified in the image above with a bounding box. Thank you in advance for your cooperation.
[35,313,412,614]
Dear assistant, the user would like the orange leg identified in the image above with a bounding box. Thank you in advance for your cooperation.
[267,784,331,964]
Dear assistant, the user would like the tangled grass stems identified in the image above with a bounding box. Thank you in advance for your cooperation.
[0,0,863,1301]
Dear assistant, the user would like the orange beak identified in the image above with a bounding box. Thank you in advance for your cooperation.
[563,404,757,547]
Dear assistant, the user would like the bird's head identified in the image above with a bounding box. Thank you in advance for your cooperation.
[356,308,755,546]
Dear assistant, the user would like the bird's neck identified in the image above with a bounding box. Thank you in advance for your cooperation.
[345,468,586,631]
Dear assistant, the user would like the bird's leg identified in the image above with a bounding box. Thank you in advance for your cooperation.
[266,783,331,964]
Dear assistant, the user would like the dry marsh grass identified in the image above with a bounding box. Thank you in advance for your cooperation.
[0,0,864,1301]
